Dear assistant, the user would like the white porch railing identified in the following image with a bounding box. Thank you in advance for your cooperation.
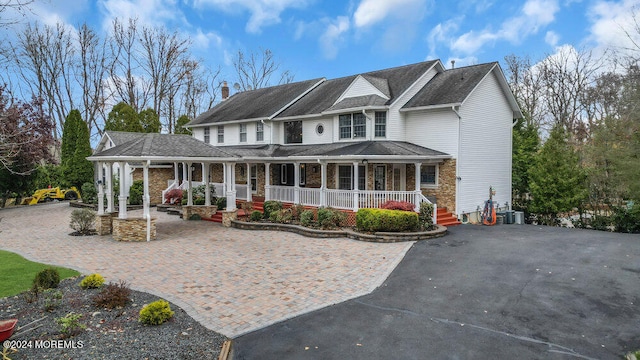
[236,184,249,200]
[269,185,295,203]
[358,190,417,209]
[299,187,321,207]
[325,189,354,210]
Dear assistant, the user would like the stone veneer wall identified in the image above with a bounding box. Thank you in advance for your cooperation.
[132,167,174,204]
[182,205,217,220]
[420,159,457,213]
[112,217,157,241]
[96,214,112,235]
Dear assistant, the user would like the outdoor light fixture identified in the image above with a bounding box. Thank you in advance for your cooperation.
[362,159,368,165]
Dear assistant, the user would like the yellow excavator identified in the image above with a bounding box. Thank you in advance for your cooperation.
[20,187,81,205]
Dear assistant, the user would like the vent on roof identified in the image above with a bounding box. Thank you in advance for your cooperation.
[451,60,455,69]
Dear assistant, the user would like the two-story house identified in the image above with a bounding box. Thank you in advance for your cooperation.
[91,59,521,226]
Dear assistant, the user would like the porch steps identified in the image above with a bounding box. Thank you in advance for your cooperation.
[437,207,461,227]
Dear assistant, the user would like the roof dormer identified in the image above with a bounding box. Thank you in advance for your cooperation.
[334,75,391,105]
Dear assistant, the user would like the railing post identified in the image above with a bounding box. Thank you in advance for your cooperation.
[433,202,438,225]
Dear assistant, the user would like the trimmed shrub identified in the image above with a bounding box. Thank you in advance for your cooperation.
[92,281,131,309]
[250,210,263,222]
[129,180,144,205]
[139,299,175,325]
[70,208,96,234]
[316,207,346,229]
[418,202,434,231]
[270,208,293,223]
[291,204,305,221]
[380,200,415,211]
[300,210,315,227]
[33,268,61,290]
[263,200,283,219]
[80,273,105,289]
[164,188,183,204]
[81,182,97,204]
[356,208,419,232]
[216,196,227,210]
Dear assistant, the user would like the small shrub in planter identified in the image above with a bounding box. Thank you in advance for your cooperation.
[300,210,315,227]
[418,202,434,231]
[81,182,97,204]
[70,208,96,234]
[291,204,305,221]
[139,299,175,325]
[216,197,227,210]
[250,210,263,222]
[80,273,105,289]
[129,180,144,205]
[42,288,63,312]
[270,208,293,223]
[356,208,419,232]
[316,207,346,229]
[380,200,415,211]
[92,280,131,309]
[33,268,61,290]
[263,200,283,219]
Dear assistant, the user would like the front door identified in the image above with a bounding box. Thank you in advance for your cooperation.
[393,164,406,191]
[374,165,386,191]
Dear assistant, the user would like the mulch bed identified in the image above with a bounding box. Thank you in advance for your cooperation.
[0,277,227,359]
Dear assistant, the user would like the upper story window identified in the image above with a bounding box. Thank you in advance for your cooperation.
[204,127,210,144]
[284,121,302,144]
[239,123,247,142]
[256,122,264,142]
[420,165,437,186]
[375,111,386,137]
[339,113,366,139]
[217,125,224,143]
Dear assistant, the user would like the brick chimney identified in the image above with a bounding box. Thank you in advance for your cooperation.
[221,81,229,100]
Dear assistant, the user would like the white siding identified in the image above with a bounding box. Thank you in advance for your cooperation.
[387,67,438,141]
[192,127,205,142]
[404,108,458,157]
[302,117,333,144]
[457,70,513,215]
[337,76,388,103]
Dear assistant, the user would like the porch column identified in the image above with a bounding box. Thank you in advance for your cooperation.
[226,163,237,211]
[320,162,327,207]
[118,161,127,219]
[246,163,252,202]
[414,162,422,211]
[353,161,359,212]
[97,161,104,215]
[143,160,151,241]
[106,164,113,213]
[201,163,206,182]
[204,163,211,206]
[294,162,300,204]
[174,162,179,184]
[182,162,188,186]
[264,163,271,201]
[222,162,227,195]
[187,162,193,206]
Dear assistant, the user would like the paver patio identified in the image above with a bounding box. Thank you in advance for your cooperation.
[0,203,412,337]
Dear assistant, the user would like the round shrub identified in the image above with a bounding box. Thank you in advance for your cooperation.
[250,210,263,222]
[269,208,292,223]
[299,210,315,227]
[80,274,105,289]
[129,180,144,205]
[139,299,175,325]
[262,200,283,219]
[70,208,96,234]
[33,268,61,290]
[356,208,419,232]
[92,281,131,309]
[316,207,346,229]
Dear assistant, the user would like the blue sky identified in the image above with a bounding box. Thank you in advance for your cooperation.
[4,0,639,84]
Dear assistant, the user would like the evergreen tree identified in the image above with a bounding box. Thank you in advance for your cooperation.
[529,126,587,225]
[104,102,141,132]
[61,110,81,170]
[138,108,161,133]
[175,115,192,135]
[512,117,539,213]
[68,118,94,189]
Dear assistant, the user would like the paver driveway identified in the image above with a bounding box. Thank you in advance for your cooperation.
[0,203,412,337]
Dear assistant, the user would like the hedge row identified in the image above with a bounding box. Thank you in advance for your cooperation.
[356,208,418,232]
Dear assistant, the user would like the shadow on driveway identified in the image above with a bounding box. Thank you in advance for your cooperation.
[234,224,640,359]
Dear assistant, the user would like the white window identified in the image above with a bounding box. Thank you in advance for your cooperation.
[337,165,366,190]
[204,127,210,144]
[339,113,366,139]
[256,122,264,142]
[375,112,386,137]
[420,165,437,186]
[240,123,247,142]
[217,126,224,143]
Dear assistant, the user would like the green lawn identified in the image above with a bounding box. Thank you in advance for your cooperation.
[0,250,80,298]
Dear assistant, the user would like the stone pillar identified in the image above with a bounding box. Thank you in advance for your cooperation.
[106,164,114,213]
[246,163,252,202]
[320,162,327,207]
[264,163,271,201]
[118,161,127,219]
[97,161,104,215]
[221,209,238,227]
[353,161,360,212]
[96,213,112,235]
[294,162,300,204]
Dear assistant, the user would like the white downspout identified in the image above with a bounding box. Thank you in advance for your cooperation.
[452,106,462,218]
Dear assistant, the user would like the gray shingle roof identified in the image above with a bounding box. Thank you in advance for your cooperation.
[325,95,388,112]
[105,131,147,146]
[93,133,238,158]
[403,62,496,108]
[188,78,323,126]
[362,75,390,98]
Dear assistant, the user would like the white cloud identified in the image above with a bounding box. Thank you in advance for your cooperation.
[319,16,350,59]
[451,0,560,54]
[545,30,559,47]
[194,0,309,33]
[353,0,428,28]
[192,29,224,50]
[427,18,461,59]
[99,0,187,31]
[588,0,640,56]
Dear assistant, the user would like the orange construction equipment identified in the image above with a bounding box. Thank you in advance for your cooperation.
[482,186,497,226]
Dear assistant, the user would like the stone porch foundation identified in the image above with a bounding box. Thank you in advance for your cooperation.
[183,205,218,220]
[96,214,113,235]
[221,210,238,227]
[112,217,157,241]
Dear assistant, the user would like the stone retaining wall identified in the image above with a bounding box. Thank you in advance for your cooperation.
[112,217,157,241]
[182,205,218,220]
[96,214,113,235]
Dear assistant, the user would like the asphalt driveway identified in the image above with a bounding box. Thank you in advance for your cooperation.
[234,224,640,359]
